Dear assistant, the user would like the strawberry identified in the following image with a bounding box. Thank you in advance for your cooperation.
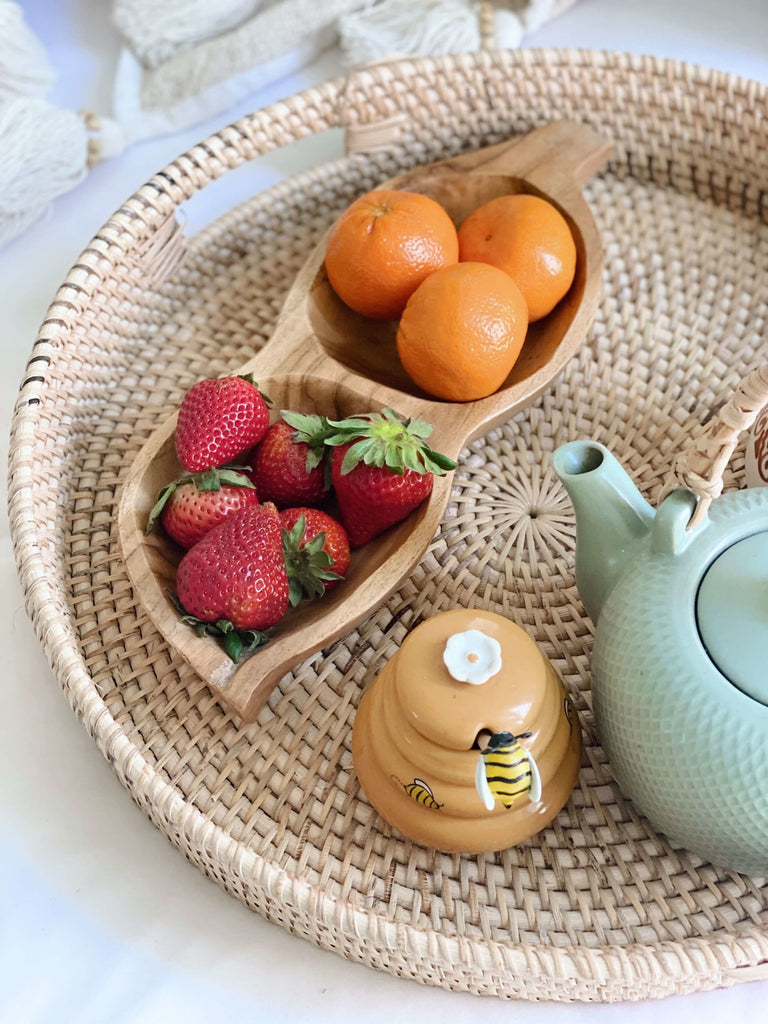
[249,411,332,508]
[175,373,270,473]
[175,502,288,659]
[146,466,258,550]
[324,408,456,547]
[280,507,350,605]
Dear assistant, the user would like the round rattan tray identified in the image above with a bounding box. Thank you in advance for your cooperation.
[9,49,768,1002]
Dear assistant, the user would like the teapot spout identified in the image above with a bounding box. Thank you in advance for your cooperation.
[553,441,655,623]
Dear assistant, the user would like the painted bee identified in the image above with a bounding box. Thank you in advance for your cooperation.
[475,731,542,811]
[402,777,443,810]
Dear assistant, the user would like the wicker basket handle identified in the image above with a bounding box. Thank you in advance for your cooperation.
[674,364,768,526]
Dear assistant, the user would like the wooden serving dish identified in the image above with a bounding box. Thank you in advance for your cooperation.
[117,120,613,723]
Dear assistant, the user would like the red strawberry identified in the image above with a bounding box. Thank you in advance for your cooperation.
[280,507,350,604]
[175,502,288,658]
[146,466,258,550]
[175,373,270,473]
[324,408,456,547]
[249,411,331,508]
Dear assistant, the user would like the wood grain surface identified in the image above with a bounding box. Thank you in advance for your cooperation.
[117,120,613,722]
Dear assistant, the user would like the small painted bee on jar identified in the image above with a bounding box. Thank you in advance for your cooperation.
[352,608,582,854]
[401,777,443,810]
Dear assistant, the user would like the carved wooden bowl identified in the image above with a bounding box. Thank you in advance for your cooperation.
[117,120,612,722]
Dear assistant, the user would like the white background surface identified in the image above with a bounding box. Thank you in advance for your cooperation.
[3,1,768,1021]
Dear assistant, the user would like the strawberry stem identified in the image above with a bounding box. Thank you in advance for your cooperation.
[168,591,270,661]
[282,515,341,606]
[323,407,457,476]
[280,409,336,472]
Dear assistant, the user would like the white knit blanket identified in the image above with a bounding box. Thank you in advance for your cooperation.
[0,0,576,248]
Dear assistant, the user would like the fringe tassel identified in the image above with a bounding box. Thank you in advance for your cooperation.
[0,97,89,247]
[0,1,55,98]
[338,0,554,66]
[0,2,126,247]
[339,0,481,64]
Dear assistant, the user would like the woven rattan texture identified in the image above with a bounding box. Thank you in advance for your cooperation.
[10,51,768,1001]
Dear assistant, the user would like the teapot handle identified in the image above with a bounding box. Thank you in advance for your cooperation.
[674,365,768,527]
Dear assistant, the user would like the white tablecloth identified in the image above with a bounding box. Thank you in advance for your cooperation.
[3,2,768,1021]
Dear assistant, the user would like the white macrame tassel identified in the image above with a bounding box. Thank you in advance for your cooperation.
[338,0,559,65]
[0,1,55,98]
[339,0,481,65]
[0,97,90,248]
[0,2,126,248]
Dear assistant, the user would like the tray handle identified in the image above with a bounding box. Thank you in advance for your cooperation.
[673,364,768,526]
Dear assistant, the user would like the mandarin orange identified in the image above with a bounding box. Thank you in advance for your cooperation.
[395,262,528,402]
[324,189,459,320]
[457,193,576,322]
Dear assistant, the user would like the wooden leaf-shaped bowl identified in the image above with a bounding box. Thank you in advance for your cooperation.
[118,120,613,722]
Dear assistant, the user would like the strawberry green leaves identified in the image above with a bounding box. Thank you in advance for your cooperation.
[169,591,269,662]
[280,410,336,472]
[281,513,342,606]
[323,407,457,476]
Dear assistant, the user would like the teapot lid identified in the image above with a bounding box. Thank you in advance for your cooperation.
[696,532,768,705]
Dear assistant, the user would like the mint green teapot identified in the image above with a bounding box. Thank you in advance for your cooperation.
[553,366,768,875]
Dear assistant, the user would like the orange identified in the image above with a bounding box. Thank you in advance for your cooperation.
[324,189,459,320]
[396,262,528,402]
[457,193,576,322]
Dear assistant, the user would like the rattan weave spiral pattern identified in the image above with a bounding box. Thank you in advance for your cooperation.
[9,50,768,1001]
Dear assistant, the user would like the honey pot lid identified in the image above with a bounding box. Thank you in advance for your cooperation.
[696,532,768,705]
[393,608,548,750]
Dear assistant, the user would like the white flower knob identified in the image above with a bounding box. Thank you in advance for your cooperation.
[443,630,502,685]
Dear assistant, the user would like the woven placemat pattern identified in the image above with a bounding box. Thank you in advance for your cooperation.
[9,50,768,1001]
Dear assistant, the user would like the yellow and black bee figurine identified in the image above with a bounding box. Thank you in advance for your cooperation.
[402,777,443,810]
[475,731,542,811]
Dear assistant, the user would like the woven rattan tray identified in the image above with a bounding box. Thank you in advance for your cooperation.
[9,50,768,1002]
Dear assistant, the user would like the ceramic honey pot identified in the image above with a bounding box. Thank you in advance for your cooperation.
[553,366,768,875]
[352,608,581,854]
